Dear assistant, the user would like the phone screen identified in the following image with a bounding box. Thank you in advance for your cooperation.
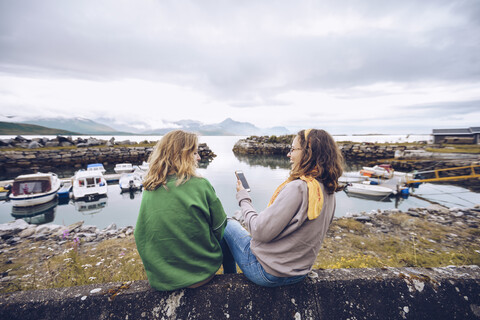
[235,171,251,192]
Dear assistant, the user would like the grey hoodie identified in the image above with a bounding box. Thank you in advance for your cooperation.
[236,179,336,277]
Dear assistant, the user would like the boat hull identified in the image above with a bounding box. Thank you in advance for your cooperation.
[10,190,58,207]
[345,183,393,196]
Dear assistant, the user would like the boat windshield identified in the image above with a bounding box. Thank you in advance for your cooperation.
[12,180,51,196]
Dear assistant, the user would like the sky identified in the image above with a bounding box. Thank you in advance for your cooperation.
[0,0,479,134]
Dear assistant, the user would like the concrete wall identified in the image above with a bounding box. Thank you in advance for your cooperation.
[1,266,479,319]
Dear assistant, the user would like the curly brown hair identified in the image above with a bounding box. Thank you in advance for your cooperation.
[289,129,344,194]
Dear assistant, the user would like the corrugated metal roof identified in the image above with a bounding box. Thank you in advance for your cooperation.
[432,128,472,135]
[470,127,480,133]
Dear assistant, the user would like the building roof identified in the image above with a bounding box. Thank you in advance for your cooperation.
[432,128,472,135]
[432,127,480,135]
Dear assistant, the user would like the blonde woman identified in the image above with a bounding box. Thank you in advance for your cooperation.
[135,130,234,291]
[224,129,343,287]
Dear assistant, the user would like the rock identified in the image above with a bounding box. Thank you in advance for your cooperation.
[0,220,30,239]
[28,141,42,149]
[18,227,36,238]
[104,223,117,231]
[67,221,84,233]
[354,216,372,222]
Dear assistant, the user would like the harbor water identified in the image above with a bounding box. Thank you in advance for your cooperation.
[0,135,478,229]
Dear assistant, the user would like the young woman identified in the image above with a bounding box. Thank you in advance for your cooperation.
[134,130,232,291]
[223,129,343,287]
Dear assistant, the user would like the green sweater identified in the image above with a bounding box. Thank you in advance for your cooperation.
[134,176,227,291]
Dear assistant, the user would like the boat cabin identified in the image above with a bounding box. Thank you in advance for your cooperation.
[11,176,52,196]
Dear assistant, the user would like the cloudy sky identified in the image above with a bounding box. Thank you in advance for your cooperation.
[1,0,479,134]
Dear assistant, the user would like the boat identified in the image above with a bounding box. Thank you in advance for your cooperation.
[87,163,106,174]
[139,161,149,171]
[344,182,394,197]
[360,164,394,179]
[119,172,143,192]
[339,172,369,186]
[0,185,11,201]
[9,172,61,207]
[72,170,108,200]
[57,182,72,199]
[114,163,134,174]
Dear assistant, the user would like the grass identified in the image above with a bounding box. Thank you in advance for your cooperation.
[1,212,479,293]
[313,213,480,269]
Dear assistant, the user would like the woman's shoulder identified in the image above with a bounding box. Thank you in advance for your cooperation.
[187,176,214,188]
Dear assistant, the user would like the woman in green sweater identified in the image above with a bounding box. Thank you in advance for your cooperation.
[134,130,233,291]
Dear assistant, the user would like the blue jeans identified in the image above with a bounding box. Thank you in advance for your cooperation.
[222,219,306,287]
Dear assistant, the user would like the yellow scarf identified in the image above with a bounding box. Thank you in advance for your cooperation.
[267,176,324,220]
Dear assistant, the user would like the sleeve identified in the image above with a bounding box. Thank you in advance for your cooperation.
[235,180,308,242]
[204,179,227,242]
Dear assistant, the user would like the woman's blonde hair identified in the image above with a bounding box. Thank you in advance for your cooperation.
[143,130,199,191]
[289,129,344,194]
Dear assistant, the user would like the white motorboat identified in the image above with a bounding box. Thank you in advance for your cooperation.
[339,172,369,185]
[119,172,143,192]
[72,170,108,200]
[345,182,394,197]
[114,163,134,174]
[139,161,149,171]
[9,172,61,207]
[87,163,106,174]
[360,164,394,179]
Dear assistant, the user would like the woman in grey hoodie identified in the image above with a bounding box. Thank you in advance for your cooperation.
[223,129,343,287]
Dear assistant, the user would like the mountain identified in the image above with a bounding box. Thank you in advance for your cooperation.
[1,115,290,136]
[20,117,131,135]
[148,118,290,136]
[0,121,79,135]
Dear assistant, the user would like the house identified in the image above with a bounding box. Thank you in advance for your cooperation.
[432,127,480,144]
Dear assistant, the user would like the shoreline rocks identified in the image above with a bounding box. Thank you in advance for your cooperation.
[1,206,478,248]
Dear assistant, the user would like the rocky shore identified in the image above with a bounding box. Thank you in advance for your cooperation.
[1,206,479,293]
[0,136,216,179]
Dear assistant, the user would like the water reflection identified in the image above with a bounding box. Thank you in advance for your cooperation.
[120,190,142,200]
[234,154,291,169]
[11,198,57,225]
[73,195,108,216]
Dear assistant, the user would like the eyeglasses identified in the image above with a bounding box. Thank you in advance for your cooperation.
[289,147,302,153]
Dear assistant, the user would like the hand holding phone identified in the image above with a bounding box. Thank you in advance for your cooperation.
[235,170,251,192]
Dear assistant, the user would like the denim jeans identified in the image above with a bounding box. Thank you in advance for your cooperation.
[222,219,306,287]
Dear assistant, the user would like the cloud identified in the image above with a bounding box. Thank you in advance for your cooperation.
[0,0,479,133]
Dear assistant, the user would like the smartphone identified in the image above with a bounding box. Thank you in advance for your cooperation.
[235,170,251,192]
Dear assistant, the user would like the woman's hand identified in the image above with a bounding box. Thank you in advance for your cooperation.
[236,179,245,192]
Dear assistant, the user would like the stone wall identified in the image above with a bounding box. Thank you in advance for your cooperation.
[1,266,479,319]
[0,144,216,178]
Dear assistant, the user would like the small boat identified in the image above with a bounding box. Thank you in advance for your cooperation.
[344,182,394,197]
[87,163,106,174]
[57,182,72,200]
[119,172,143,192]
[339,172,369,185]
[360,164,394,179]
[114,163,134,174]
[72,170,108,200]
[9,173,61,207]
[0,184,11,201]
[139,161,149,171]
